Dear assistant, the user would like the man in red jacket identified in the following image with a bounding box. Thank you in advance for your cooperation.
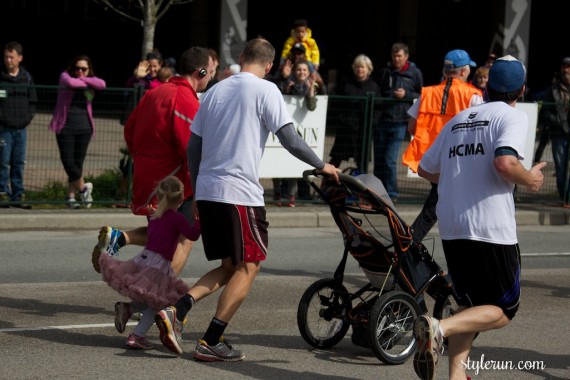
[92,46,215,276]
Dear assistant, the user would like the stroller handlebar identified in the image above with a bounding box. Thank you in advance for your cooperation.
[303,169,369,192]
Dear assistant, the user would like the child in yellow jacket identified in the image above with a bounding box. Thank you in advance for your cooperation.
[279,19,320,71]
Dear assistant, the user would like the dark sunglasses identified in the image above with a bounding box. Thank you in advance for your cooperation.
[74,66,89,72]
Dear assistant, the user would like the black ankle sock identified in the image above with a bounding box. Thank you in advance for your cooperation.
[174,294,195,322]
[117,233,127,248]
[203,317,227,346]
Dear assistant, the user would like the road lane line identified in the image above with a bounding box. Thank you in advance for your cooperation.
[0,322,136,333]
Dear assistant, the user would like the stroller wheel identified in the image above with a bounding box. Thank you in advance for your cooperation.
[433,292,479,347]
[433,291,458,321]
[297,278,352,349]
[368,290,421,365]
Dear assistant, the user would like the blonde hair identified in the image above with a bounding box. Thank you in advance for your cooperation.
[352,54,374,74]
[153,176,184,218]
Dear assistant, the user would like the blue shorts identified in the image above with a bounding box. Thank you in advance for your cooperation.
[197,201,269,266]
[442,239,521,320]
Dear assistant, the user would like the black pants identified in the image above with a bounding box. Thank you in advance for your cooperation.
[411,182,438,241]
[56,129,92,182]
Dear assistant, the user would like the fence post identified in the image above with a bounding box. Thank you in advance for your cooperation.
[123,85,146,206]
[359,92,376,172]
[562,134,570,207]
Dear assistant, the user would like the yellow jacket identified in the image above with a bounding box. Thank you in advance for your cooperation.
[403,78,482,172]
[280,27,320,67]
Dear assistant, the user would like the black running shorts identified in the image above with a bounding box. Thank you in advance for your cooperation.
[442,239,521,320]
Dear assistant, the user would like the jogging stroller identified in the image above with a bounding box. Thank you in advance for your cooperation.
[296,170,457,365]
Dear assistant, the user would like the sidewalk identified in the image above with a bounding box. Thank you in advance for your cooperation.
[0,201,569,231]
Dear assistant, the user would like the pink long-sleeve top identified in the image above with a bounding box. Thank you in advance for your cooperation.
[48,71,106,135]
[145,209,201,261]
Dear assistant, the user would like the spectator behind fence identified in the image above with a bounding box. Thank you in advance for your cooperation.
[472,66,490,101]
[272,42,324,90]
[414,55,545,380]
[206,62,239,92]
[274,59,327,206]
[49,54,106,209]
[92,47,215,279]
[538,56,570,202]
[157,66,175,84]
[375,42,423,201]
[533,73,558,164]
[119,50,163,125]
[204,48,220,92]
[403,49,482,241]
[279,19,320,71]
[327,54,380,171]
[0,41,37,209]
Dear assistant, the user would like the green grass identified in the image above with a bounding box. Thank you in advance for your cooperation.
[25,168,129,209]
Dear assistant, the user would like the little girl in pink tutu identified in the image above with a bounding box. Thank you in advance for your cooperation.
[98,176,200,350]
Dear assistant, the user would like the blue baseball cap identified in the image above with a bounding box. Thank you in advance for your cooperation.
[487,55,526,93]
[443,49,477,69]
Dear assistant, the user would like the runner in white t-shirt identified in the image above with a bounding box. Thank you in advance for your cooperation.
[411,56,546,380]
[155,38,339,361]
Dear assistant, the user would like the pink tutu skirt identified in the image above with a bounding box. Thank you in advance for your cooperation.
[99,248,190,311]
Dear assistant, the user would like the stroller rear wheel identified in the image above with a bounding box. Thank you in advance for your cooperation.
[297,278,353,349]
[368,290,421,365]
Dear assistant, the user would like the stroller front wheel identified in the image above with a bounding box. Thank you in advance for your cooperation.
[297,278,353,349]
[368,290,421,365]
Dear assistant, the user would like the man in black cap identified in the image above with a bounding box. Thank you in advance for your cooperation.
[412,55,546,380]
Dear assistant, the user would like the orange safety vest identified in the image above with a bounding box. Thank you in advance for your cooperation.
[403,78,482,172]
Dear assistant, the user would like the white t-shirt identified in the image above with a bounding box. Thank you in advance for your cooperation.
[191,72,293,206]
[419,101,528,244]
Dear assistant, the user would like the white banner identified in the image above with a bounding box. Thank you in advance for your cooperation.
[259,95,328,178]
[515,102,538,170]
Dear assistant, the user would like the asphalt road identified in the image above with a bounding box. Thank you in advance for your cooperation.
[1,227,569,380]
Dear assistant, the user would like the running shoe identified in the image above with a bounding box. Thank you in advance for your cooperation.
[81,182,93,208]
[413,315,444,380]
[91,226,122,273]
[114,302,131,334]
[194,337,245,362]
[97,226,122,256]
[155,307,185,355]
[126,333,153,350]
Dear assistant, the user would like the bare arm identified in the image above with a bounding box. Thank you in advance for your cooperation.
[494,156,546,192]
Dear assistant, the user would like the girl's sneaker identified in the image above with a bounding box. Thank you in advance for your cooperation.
[126,333,153,350]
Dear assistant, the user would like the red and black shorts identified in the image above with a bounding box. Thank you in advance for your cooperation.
[442,239,521,320]
[197,200,269,265]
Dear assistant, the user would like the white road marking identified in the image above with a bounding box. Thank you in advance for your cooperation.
[0,322,136,333]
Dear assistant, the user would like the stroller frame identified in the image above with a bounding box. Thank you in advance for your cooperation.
[296,170,458,365]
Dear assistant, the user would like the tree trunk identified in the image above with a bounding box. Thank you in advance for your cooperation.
[141,0,157,59]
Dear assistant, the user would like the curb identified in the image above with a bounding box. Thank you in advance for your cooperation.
[0,208,568,231]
